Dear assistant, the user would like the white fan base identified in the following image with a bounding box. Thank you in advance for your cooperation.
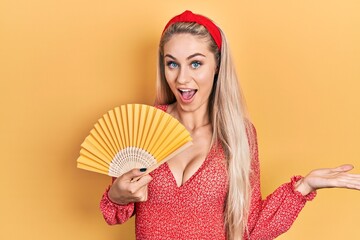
[109,147,157,177]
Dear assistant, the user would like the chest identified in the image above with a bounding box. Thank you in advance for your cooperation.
[147,145,229,205]
[166,124,213,187]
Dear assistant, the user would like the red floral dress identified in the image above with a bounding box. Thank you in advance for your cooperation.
[100,105,316,240]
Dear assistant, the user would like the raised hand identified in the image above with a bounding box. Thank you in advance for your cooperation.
[108,168,153,205]
[295,164,360,196]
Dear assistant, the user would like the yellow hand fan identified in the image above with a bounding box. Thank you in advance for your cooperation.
[76,104,192,177]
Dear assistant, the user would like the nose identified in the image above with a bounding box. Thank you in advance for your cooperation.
[176,66,191,84]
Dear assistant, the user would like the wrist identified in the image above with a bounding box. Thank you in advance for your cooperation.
[294,177,314,196]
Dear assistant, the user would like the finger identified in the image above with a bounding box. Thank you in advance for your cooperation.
[334,178,360,190]
[131,174,153,189]
[120,168,148,181]
[138,185,149,202]
[338,173,360,179]
[124,174,152,195]
[333,164,354,172]
[131,182,150,202]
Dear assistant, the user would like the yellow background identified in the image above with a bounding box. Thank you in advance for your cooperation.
[1,0,359,239]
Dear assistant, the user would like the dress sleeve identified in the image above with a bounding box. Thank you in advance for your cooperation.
[246,124,316,240]
[99,180,135,225]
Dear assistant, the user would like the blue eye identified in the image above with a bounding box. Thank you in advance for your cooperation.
[191,61,201,69]
[167,61,178,69]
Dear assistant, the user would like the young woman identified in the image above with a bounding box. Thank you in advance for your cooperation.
[100,10,360,240]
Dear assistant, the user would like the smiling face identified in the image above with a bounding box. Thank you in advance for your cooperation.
[163,33,218,113]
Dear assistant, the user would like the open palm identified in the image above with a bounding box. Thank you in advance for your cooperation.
[296,164,360,195]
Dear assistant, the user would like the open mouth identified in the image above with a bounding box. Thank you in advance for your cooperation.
[178,89,197,101]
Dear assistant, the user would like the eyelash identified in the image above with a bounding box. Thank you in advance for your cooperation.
[166,61,178,69]
[191,61,201,69]
[166,61,202,70]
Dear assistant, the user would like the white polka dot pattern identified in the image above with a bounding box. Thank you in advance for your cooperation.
[100,105,316,239]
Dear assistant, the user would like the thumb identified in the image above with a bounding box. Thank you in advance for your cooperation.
[120,168,147,181]
[333,164,354,172]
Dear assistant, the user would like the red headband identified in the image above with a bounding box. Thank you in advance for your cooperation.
[162,10,222,50]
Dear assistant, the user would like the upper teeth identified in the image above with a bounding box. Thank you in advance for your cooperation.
[179,89,192,92]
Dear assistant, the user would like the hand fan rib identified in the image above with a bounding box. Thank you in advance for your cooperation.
[77,104,193,177]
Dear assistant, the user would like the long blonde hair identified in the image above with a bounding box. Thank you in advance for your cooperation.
[156,22,252,240]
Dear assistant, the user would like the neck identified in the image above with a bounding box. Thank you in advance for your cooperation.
[170,102,210,132]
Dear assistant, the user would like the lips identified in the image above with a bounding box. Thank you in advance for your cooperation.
[178,89,197,102]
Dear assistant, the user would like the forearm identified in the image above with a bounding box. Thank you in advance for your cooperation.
[248,176,316,239]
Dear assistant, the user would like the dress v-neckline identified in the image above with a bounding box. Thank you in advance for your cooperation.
[165,143,214,188]
[159,104,214,188]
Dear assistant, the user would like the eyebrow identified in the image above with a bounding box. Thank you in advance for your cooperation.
[164,53,206,60]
